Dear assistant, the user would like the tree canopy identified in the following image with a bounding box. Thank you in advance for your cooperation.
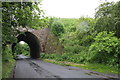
[2,2,44,44]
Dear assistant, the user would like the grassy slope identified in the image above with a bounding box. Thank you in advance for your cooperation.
[0,56,1,79]
[43,59,119,75]
[2,59,15,78]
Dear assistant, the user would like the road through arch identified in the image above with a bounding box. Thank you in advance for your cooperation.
[12,32,41,59]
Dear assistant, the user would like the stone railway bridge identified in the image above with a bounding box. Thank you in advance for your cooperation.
[12,28,64,59]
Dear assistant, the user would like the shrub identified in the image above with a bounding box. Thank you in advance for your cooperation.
[2,45,13,62]
[41,52,88,64]
[89,31,120,67]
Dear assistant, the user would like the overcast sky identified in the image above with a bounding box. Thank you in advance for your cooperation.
[41,0,119,18]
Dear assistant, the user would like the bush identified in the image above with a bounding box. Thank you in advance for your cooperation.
[2,45,13,62]
[41,31,120,67]
[40,52,88,64]
[89,31,120,67]
[14,43,30,56]
[79,34,94,46]
[50,21,64,37]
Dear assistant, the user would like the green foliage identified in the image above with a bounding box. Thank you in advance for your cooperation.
[41,52,88,64]
[95,1,120,38]
[14,42,30,57]
[78,34,94,46]
[64,45,87,54]
[51,21,64,37]
[38,2,120,68]
[2,45,15,78]
[2,45,13,62]
[44,59,119,74]
[89,31,120,67]
[41,31,120,68]
[59,17,95,54]
[2,1,120,75]
[2,2,44,44]
[2,2,44,68]
[2,57,15,78]
[47,17,64,37]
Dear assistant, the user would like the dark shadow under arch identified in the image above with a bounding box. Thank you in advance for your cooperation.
[12,32,41,59]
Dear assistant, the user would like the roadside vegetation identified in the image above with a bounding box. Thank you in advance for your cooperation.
[2,45,15,78]
[43,59,119,74]
[40,1,120,74]
[2,2,44,78]
[14,42,30,57]
[2,1,120,78]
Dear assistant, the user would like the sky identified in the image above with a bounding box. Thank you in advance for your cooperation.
[19,41,25,44]
[41,0,119,18]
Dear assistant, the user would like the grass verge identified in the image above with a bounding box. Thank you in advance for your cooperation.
[0,56,2,79]
[2,59,15,78]
[43,59,119,75]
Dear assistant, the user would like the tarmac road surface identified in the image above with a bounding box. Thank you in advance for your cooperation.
[12,55,119,79]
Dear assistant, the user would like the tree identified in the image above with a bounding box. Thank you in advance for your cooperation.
[14,43,30,56]
[95,1,120,38]
[51,21,64,37]
[89,31,120,66]
[2,2,44,45]
[2,2,44,62]
[47,17,64,37]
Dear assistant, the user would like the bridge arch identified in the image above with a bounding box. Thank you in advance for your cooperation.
[12,32,41,59]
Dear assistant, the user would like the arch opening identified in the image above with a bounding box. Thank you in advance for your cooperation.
[12,32,41,59]
[14,41,30,57]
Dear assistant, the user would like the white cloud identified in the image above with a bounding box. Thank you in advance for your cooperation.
[41,0,119,18]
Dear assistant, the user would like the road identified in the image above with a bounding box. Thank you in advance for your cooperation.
[12,55,119,79]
